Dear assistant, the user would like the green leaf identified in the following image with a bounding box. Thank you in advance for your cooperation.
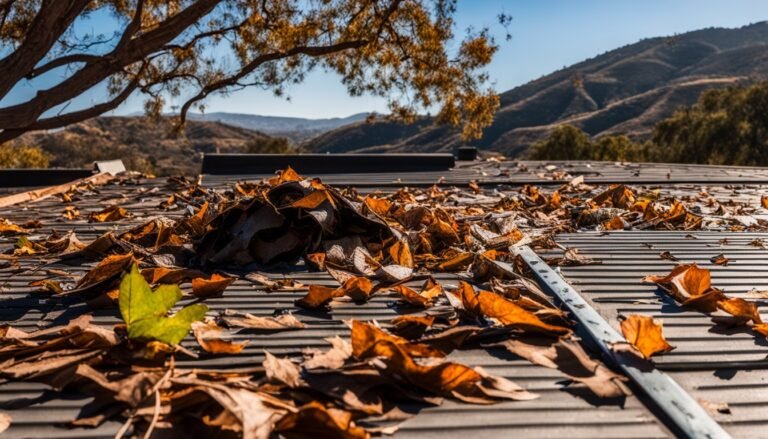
[119,263,208,345]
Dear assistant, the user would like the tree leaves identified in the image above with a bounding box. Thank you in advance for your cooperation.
[620,315,674,359]
[119,263,207,345]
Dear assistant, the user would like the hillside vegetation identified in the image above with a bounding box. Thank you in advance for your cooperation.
[532,81,768,166]
[13,117,294,175]
[306,22,768,156]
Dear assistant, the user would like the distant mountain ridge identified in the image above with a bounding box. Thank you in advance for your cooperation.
[185,112,370,141]
[305,21,768,156]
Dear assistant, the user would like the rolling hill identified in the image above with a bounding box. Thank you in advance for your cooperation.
[305,21,768,156]
[23,117,274,176]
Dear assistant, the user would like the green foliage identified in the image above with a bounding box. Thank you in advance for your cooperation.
[119,264,208,345]
[530,125,645,162]
[36,132,156,175]
[0,143,50,168]
[530,125,592,160]
[649,81,768,165]
[243,137,296,154]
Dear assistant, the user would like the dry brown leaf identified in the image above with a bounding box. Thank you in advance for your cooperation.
[710,253,730,266]
[275,401,370,439]
[363,196,392,216]
[339,276,374,302]
[503,337,630,398]
[268,166,302,186]
[620,315,674,359]
[716,297,762,325]
[388,240,413,268]
[292,190,332,209]
[264,351,303,388]
[220,311,305,331]
[452,282,571,335]
[390,315,436,339]
[191,273,235,298]
[601,215,626,231]
[65,253,134,298]
[698,398,732,416]
[88,205,129,223]
[0,413,10,434]
[392,285,432,307]
[192,320,247,354]
[303,336,353,370]
[351,321,443,359]
[296,285,342,309]
[659,251,678,262]
[142,267,205,284]
[350,321,536,403]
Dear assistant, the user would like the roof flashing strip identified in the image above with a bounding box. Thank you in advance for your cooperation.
[512,246,730,439]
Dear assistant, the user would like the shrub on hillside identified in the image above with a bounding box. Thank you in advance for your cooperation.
[0,143,50,168]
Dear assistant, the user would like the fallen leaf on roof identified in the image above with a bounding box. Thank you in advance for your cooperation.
[303,336,352,370]
[219,310,305,331]
[746,288,768,299]
[62,205,80,220]
[390,315,437,339]
[275,401,369,439]
[0,413,10,434]
[716,297,762,326]
[698,398,732,416]
[264,351,303,388]
[88,205,129,223]
[710,253,730,266]
[296,285,342,309]
[392,284,431,307]
[13,236,45,255]
[142,267,205,284]
[557,248,600,266]
[119,263,208,345]
[620,315,674,359]
[65,252,135,298]
[503,336,630,398]
[339,276,374,302]
[191,273,235,298]
[451,281,571,335]
[351,321,536,403]
[659,251,678,261]
[0,219,25,236]
[762,195,768,209]
[192,320,247,354]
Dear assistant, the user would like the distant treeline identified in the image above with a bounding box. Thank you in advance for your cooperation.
[531,81,768,165]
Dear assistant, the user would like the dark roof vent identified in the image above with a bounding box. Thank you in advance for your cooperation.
[457,146,478,161]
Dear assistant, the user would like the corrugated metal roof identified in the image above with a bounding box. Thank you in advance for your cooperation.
[0,164,673,439]
[6,158,768,438]
[554,231,768,437]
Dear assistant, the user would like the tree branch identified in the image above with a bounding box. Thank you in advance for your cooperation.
[26,54,101,79]
[0,0,220,132]
[0,0,91,99]
[178,40,370,124]
[0,65,147,143]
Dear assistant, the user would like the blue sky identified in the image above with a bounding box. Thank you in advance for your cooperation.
[5,0,768,119]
